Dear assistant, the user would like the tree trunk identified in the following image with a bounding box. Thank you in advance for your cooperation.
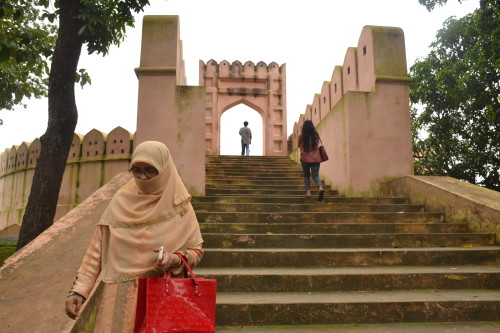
[17,0,84,249]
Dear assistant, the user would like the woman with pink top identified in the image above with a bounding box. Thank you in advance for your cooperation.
[298,120,325,201]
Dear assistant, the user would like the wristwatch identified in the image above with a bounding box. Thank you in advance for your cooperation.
[67,291,86,303]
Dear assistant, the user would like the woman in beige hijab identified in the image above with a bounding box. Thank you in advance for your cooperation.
[65,141,204,332]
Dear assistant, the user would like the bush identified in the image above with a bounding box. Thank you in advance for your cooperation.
[0,243,17,267]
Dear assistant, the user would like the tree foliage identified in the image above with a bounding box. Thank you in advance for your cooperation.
[410,0,500,190]
[418,0,465,11]
[0,1,57,111]
[17,0,157,249]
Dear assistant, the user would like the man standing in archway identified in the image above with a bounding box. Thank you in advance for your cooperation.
[239,121,252,156]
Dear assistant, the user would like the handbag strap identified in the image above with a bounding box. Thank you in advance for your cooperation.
[164,254,203,296]
[318,134,324,147]
[176,253,198,280]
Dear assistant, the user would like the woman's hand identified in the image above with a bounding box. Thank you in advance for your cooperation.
[65,294,84,319]
[153,248,179,273]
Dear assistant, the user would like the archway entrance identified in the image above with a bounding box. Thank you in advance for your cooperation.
[220,105,263,156]
[200,60,287,156]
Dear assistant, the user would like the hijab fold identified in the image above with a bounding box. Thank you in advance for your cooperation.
[97,141,203,283]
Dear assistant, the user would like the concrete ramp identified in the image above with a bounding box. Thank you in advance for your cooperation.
[0,172,131,333]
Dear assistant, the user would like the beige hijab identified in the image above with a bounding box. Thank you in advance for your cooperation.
[97,141,203,283]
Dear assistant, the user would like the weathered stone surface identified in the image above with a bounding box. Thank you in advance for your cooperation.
[200,155,500,329]
[0,173,131,333]
[382,176,500,242]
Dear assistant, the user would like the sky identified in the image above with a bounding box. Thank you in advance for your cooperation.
[0,0,480,155]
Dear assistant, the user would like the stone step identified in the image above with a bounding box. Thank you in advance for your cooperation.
[202,233,495,248]
[194,266,500,292]
[201,155,500,329]
[206,178,306,185]
[206,163,299,169]
[206,155,292,161]
[206,164,300,171]
[206,166,300,172]
[206,184,331,190]
[205,188,335,196]
[206,163,298,169]
[196,211,444,224]
[199,222,467,234]
[193,196,408,204]
[199,247,500,267]
[192,202,424,213]
[215,322,500,332]
[214,290,500,326]
[206,170,303,178]
[206,175,301,180]
[206,158,296,164]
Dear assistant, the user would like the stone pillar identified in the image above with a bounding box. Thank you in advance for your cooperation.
[135,16,206,195]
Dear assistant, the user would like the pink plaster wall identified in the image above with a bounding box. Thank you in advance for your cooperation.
[135,15,205,195]
[0,127,134,235]
[290,25,413,195]
[343,47,359,93]
[0,174,6,210]
[330,66,344,107]
[320,81,331,121]
[311,94,321,126]
[200,59,287,156]
[0,16,210,234]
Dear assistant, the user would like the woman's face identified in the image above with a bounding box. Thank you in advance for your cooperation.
[130,162,159,180]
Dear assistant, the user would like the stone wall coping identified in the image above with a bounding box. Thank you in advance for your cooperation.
[0,172,131,332]
[390,176,500,211]
[381,175,500,243]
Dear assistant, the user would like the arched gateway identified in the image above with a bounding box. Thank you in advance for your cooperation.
[200,60,287,156]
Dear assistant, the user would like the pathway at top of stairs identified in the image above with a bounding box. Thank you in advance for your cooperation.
[193,155,500,331]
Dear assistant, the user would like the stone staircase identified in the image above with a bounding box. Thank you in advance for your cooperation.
[192,155,500,330]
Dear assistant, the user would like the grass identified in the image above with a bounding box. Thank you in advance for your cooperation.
[0,242,17,267]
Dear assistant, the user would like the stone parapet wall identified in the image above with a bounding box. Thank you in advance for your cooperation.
[0,126,134,235]
[289,25,414,195]
[381,176,500,243]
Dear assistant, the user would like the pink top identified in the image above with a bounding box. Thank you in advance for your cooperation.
[299,134,322,163]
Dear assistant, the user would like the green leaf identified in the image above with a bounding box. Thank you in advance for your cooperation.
[0,46,11,63]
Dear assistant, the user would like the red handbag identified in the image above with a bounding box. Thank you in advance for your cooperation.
[134,255,217,333]
[318,137,329,162]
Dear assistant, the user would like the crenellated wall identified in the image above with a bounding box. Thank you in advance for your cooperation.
[0,15,206,238]
[290,25,414,196]
[0,126,133,236]
[200,59,287,156]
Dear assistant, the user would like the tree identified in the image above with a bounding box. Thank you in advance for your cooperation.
[0,1,56,117]
[17,0,157,249]
[410,0,500,191]
[418,0,465,11]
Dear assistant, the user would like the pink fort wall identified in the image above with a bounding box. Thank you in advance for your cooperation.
[134,15,206,196]
[1,20,416,235]
[200,60,288,156]
[290,25,414,195]
[0,128,133,235]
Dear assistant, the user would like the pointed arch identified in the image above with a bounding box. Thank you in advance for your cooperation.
[200,60,287,156]
[220,104,263,156]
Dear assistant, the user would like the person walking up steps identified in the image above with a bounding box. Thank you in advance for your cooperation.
[299,120,325,201]
[239,121,252,156]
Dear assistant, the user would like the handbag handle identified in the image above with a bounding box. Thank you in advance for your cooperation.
[164,254,203,296]
[318,133,324,147]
